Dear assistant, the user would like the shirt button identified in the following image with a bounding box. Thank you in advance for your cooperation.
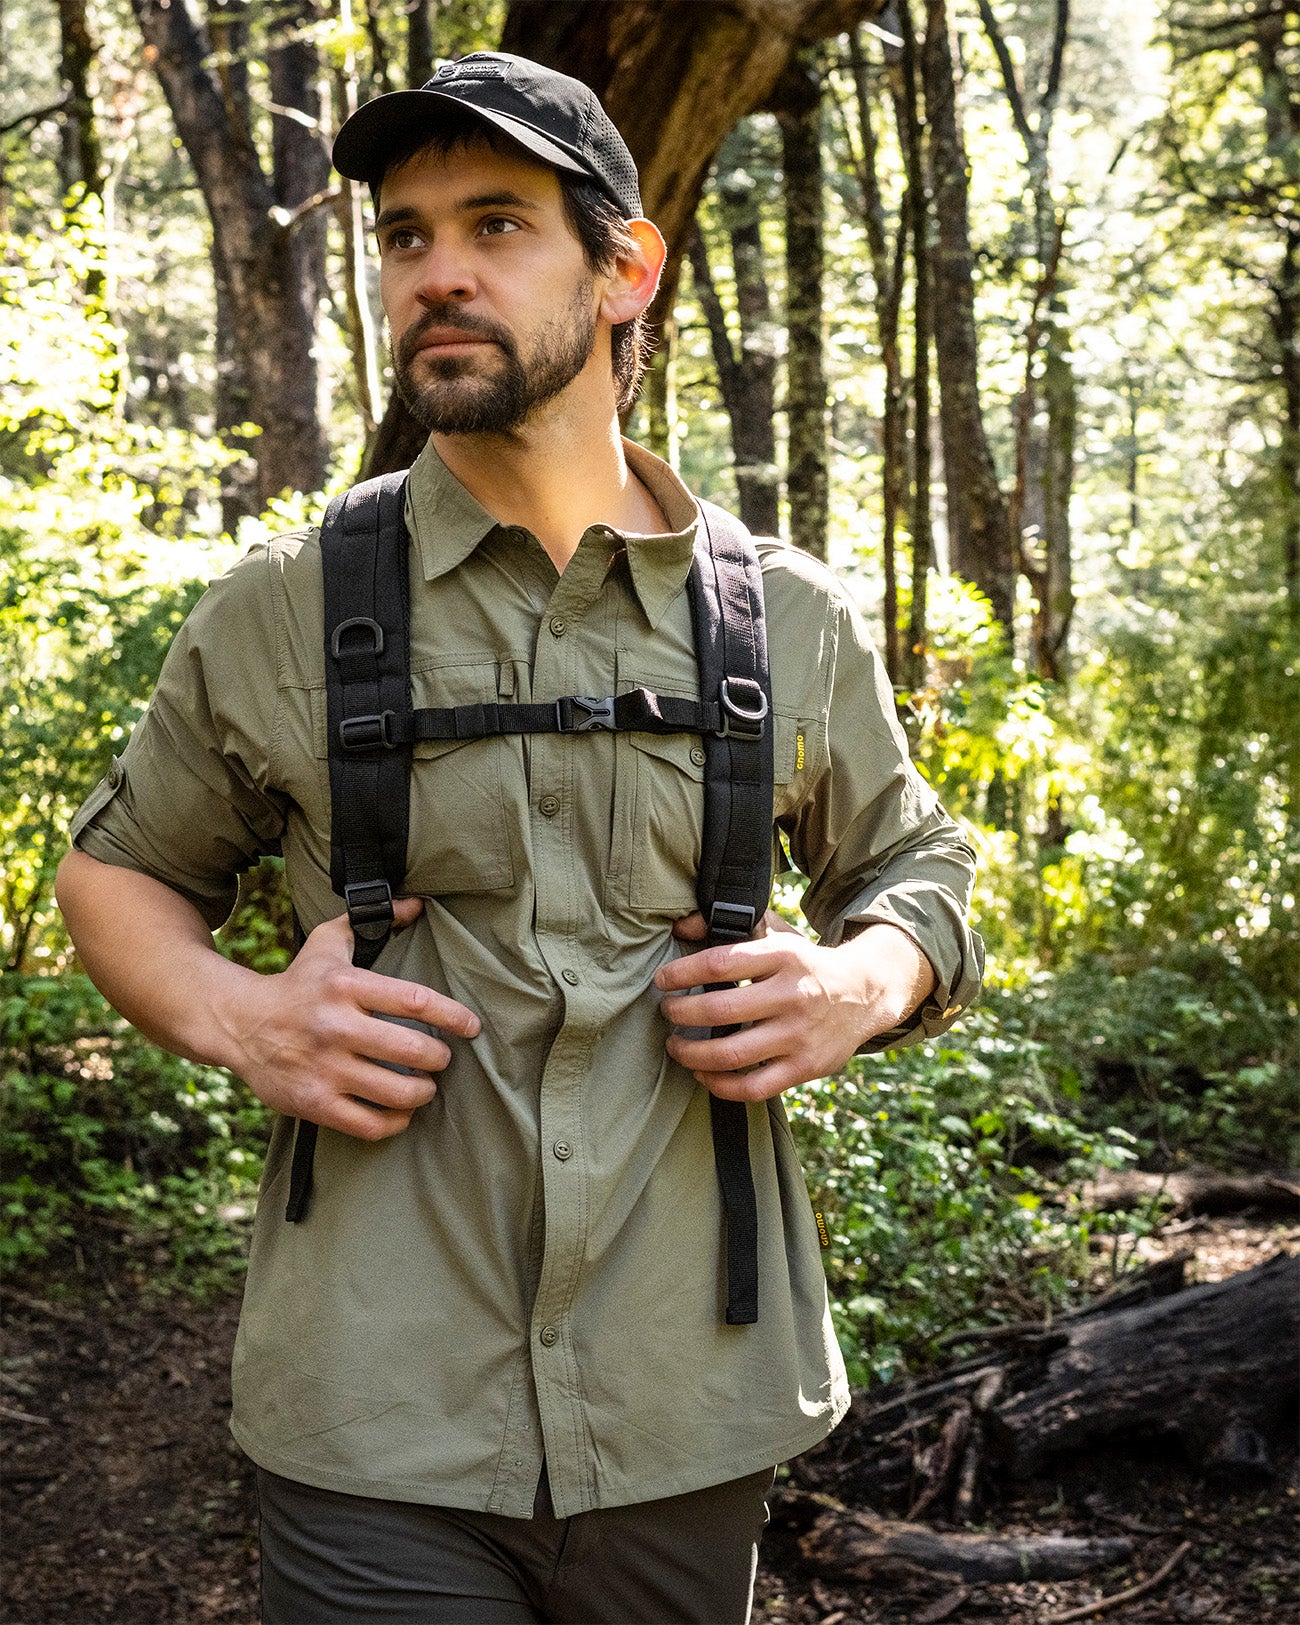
[539,1326,559,1347]
[549,617,567,637]
[553,1140,573,1161]
[538,795,560,817]
[561,968,580,986]
[690,746,707,767]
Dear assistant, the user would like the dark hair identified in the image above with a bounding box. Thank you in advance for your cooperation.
[375,117,651,412]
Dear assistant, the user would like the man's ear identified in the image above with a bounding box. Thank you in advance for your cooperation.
[600,219,667,325]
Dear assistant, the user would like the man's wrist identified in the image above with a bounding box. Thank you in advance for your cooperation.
[839,921,938,1030]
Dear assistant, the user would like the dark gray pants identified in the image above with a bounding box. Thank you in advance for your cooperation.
[256,1465,775,1624]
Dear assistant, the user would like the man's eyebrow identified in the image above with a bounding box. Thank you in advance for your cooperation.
[456,190,541,213]
[375,204,419,233]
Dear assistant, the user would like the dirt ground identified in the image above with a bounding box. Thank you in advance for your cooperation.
[2,1219,1296,1625]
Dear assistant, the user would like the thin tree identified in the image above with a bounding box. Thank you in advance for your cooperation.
[832,22,912,682]
[923,0,1014,632]
[897,0,934,691]
[977,0,1075,680]
[778,46,830,561]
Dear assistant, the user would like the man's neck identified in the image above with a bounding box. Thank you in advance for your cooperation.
[430,389,668,572]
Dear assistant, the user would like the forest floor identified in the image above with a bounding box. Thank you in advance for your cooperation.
[2,1218,1296,1625]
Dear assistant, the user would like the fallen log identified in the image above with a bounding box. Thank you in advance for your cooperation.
[794,1253,1300,1516]
[1081,1166,1300,1217]
[789,1496,1132,1584]
[990,1251,1300,1477]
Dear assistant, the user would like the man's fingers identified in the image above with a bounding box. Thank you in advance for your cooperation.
[691,1059,797,1103]
[653,935,789,993]
[665,1023,786,1076]
[304,895,426,957]
[347,970,481,1039]
[315,1095,418,1141]
[390,895,425,929]
[659,981,785,1030]
[671,911,709,941]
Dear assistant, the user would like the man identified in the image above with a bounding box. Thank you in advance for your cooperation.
[57,51,983,1625]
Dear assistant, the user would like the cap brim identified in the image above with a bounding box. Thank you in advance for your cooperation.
[333,89,591,188]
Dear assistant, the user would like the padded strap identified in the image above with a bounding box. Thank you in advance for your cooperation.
[687,502,776,1325]
[286,472,412,1224]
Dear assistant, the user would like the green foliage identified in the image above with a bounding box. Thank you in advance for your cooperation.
[0,974,269,1293]
[788,1000,1137,1387]
[0,210,238,972]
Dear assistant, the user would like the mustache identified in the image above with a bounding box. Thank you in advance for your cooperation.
[396,308,513,367]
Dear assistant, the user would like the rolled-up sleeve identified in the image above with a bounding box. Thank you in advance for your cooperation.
[70,547,289,930]
[783,584,984,1050]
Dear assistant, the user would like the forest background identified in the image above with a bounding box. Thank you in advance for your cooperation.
[1,0,1297,1389]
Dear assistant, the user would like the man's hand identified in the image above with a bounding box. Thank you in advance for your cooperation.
[653,912,936,1102]
[214,897,480,1140]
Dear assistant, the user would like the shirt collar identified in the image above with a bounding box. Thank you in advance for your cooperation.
[404,437,700,629]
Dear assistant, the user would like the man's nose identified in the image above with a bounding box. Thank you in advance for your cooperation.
[414,238,477,304]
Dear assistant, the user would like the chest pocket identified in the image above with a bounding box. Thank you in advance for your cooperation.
[311,660,517,897]
[608,667,803,918]
[616,727,707,914]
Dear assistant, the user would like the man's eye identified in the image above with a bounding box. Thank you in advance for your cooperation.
[386,229,424,252]
[479,217,520,237]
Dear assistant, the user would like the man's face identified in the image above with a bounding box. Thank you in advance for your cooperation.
[376,139,604,436]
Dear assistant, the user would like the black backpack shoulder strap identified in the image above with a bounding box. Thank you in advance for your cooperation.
[688,500,775,1325]
[689,501,775,944]
[285,469,412,1223]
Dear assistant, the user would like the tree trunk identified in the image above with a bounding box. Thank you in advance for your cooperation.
[897,0,933,690]
[1272,228,1300,617]
[722,136,782,535]
[132,0,329,507]
[778,48,830,560]
[368,0,881,474]
[1039,308,1076,676]
[270,0,332,448]
[55,0,103,202]
[922,0,1014,631]
[846,26,908,681]
[407,0,435,88]
[687,126,780,535]
[688,229,777,533]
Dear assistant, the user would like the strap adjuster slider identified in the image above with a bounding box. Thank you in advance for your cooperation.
[343,879,395,933]
[339,711,395,752]
[708,901,756,942]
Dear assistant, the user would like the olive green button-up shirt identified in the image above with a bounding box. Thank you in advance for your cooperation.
[72,440,983,1518]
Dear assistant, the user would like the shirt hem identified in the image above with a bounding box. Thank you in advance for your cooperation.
[231,1400,848,1518]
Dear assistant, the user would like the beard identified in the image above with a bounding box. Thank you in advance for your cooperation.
[392,282,599,436]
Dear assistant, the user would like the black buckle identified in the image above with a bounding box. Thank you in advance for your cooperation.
[331,616,385,660]
[709,901,757,942]
[343,879,394,934]
[718,678,768,740]
[339,711,395,752]
[556,695,616,732]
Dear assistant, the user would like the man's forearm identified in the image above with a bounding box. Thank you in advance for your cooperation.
[55,849,480,1137]
[55,849,259,1069]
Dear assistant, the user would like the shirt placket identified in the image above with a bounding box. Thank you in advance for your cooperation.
[520,526,618,1519]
